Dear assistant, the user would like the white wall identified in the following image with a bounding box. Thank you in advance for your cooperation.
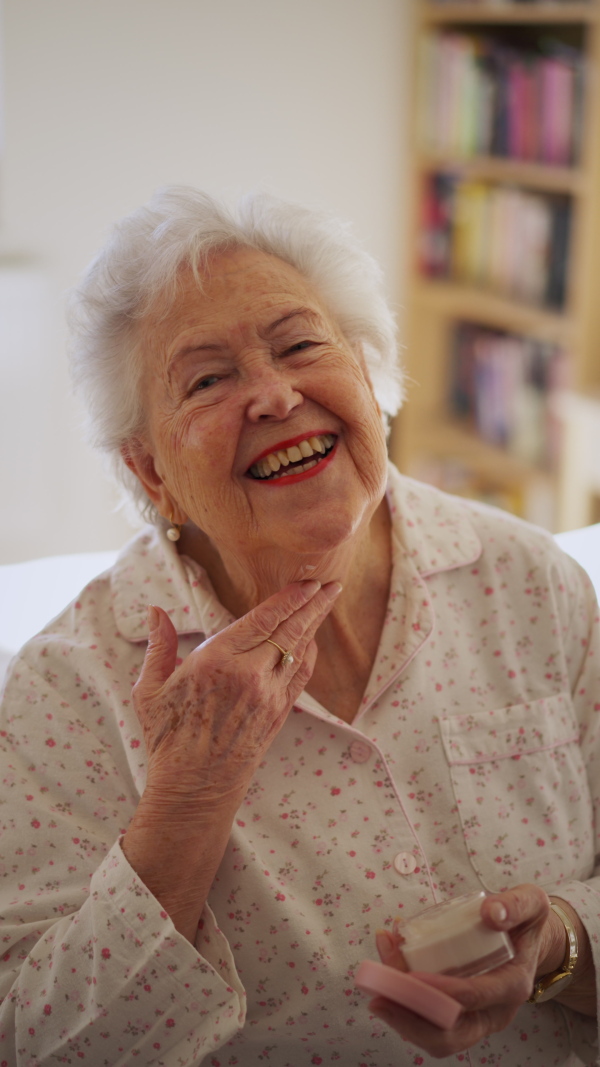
[0,0,413,563]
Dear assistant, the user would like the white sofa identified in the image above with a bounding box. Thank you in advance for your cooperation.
[1,527,599,689]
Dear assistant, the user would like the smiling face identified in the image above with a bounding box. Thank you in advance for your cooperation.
[125,245,389,579]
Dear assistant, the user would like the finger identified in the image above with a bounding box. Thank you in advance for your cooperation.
[268,581,342,653]
[234,579,324,647]
[268,583,342,669]
[285,637,318,697]
[375,929,408,971]
[481,884,549,937]
[481,885,549,974]
[370,994,508,1058]
[133,605,179,707]
[409,953,531,1014]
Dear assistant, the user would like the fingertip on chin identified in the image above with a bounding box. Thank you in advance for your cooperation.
[297,578,322,599]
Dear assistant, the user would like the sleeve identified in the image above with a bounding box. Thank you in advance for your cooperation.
[0,653,246,1066]
[543,551,600,1065]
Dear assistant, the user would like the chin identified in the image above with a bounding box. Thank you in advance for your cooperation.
[282,504,368,556]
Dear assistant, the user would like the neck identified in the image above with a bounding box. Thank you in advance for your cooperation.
[179,495,392,622]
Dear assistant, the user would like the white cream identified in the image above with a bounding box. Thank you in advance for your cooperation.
[400,891,514,978]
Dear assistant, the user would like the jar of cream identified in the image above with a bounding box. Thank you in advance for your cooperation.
[400,890,514,978]
[355,891,514,1028]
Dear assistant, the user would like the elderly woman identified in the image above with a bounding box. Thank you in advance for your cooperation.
[1,188,599,1067]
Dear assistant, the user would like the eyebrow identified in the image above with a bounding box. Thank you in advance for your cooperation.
[168,307,319,373]
[263,307,317,334]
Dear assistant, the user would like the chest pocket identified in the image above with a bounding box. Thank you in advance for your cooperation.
[440,693,594,891]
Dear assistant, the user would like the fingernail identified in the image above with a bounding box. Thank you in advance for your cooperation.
[375,930,394,960]
[147,605,159,635]
[489,902,508,924]
[324,582,343,599]
[300,579,321,597]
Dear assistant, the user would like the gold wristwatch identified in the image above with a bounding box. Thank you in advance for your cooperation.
[528,902,578,1004]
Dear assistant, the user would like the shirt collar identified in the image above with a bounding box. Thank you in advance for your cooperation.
[110,466,481,644]
[385,465,481,577]
[110,527,233,643]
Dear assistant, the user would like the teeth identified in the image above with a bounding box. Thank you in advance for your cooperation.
[249,433,335,479]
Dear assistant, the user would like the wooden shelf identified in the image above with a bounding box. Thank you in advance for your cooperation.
[422,3,599,25]
[407,417,556,485]
[416,154,585,193]
[399,0,600,529]
[411,279,577,343]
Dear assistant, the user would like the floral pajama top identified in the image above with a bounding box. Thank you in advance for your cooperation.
[1,466,600,1067]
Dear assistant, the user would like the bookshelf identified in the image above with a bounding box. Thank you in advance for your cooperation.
[391,0,600,531]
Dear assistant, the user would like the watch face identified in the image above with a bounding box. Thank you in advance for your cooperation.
[535,972,575,1003]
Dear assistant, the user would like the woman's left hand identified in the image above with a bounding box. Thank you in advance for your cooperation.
[370,884,588,1057]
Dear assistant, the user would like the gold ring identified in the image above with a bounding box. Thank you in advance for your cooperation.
[266,639,295,667]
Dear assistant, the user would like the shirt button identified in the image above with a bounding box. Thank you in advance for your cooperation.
[393,851,417,875]
[349,740,371,763]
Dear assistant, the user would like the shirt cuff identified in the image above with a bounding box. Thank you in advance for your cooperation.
[87,838,246,1053]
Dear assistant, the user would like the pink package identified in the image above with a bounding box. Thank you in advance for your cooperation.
[355,959,462,1030]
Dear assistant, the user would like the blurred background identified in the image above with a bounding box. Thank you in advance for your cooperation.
[1,0,599,568]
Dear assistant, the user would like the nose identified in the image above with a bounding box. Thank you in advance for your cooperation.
[244,366,304,422]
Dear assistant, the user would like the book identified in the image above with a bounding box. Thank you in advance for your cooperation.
[448,323,567,469]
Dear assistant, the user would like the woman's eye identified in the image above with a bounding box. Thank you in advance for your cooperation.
[286,340,314,354]
[193,375,220,392]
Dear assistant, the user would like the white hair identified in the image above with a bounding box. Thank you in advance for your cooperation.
[69,185,403,522]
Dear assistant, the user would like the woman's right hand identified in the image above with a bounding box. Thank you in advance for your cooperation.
[133,577,341,814]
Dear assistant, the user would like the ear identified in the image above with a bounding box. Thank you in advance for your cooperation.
[121,438,187,524]
[353,340,381,411]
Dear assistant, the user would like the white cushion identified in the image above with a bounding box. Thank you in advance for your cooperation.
[554,524,600,602]
[0,551,118,683]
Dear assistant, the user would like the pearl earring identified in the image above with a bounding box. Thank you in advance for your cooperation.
[166,515,182,542]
